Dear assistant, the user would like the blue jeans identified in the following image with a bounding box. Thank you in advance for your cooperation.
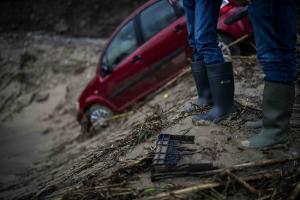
[248,0,298,85]
[183,0,225,64]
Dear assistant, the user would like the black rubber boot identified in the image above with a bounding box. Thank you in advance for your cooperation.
[240,81,294,149]
[192,62,235,123]
[184,60,212,112]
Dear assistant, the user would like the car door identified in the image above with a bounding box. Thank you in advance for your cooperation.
[138,0,190,83]
[100,19,158,110]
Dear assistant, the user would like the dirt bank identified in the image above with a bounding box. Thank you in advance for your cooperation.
[0,32,104,185]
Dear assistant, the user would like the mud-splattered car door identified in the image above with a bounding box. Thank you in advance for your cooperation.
[137,0,189,84]
[100,19,158,110]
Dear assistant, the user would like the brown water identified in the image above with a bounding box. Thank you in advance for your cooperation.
[0,121,53,183]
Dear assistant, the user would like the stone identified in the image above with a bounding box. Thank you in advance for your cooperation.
[33,92,49,103]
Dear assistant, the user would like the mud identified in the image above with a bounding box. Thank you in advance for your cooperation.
[0,32,299,200]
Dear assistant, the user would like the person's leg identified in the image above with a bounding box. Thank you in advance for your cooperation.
[192,0,235,123]
[194,0,224,64]
[240,0,298,148]
[250,0,298,85]
[182,0,196,51]
[183,0,212,112]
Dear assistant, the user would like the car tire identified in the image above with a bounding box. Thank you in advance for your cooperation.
[218,33,241,61]
[87,105,113,130]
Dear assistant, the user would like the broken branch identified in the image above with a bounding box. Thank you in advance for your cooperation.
[288,181,300,200]
[194,157,300,177]
[224,169,258,194]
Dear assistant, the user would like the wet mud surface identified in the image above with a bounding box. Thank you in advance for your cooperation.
[0,33,299,199]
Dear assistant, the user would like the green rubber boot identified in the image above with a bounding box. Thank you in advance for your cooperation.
[240,81,294,149]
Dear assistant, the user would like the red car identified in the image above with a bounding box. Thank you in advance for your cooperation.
[77,0,252,130]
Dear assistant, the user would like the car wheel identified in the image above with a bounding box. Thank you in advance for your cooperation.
[87,105,113,129]
[218,33,241,61]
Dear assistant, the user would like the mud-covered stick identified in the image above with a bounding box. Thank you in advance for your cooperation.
[288,181,300,200]
[224,169,258,194]
[227,34,249,48]
[194,157,300,177]
[146,182,222,200]
[152,157,300,181]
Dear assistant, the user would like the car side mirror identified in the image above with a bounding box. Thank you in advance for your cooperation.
[101,66,112,76]
[100,53,113,76]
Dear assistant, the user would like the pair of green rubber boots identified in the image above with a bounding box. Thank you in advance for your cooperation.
[240,81,295,148]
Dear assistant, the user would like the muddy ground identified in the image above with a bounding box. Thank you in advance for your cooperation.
[0,32,299,200]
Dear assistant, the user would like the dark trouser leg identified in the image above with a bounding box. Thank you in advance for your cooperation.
[240,0,298,148]
[183,0,212,112]
[183,0,196,51]
[194,0,224,64]
[184,0,225,63]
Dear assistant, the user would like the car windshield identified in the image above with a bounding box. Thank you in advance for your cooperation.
[102,20,137,73]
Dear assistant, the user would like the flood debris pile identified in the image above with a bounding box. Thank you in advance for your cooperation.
[146,157,300,200]
[62,149,300,200]
[60,56,300,200]
[61,80,300,200]
[0,33,299,200]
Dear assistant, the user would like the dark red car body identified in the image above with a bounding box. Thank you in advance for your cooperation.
[77,0,252,125]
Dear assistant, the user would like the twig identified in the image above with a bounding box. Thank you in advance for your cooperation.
[288,181,300,200]
[249,41,256,50]
[194,157,300,177]
[95,188,133,192]
[210,188,226,200]
[231,55,256,59]
[223,176,231,197]
[227,34,250,48]
[93,183,126,190]
[105,112,132,122]
[271,188,278,199]
[224,169,258,194]
[179,127,192,135]
[151,157,299,180]
[146,182,222,200]
[256,195,272,200]
[235,99,262,112]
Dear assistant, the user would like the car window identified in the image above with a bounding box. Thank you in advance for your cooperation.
[103,20,138,71]
[140,0,177,41]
